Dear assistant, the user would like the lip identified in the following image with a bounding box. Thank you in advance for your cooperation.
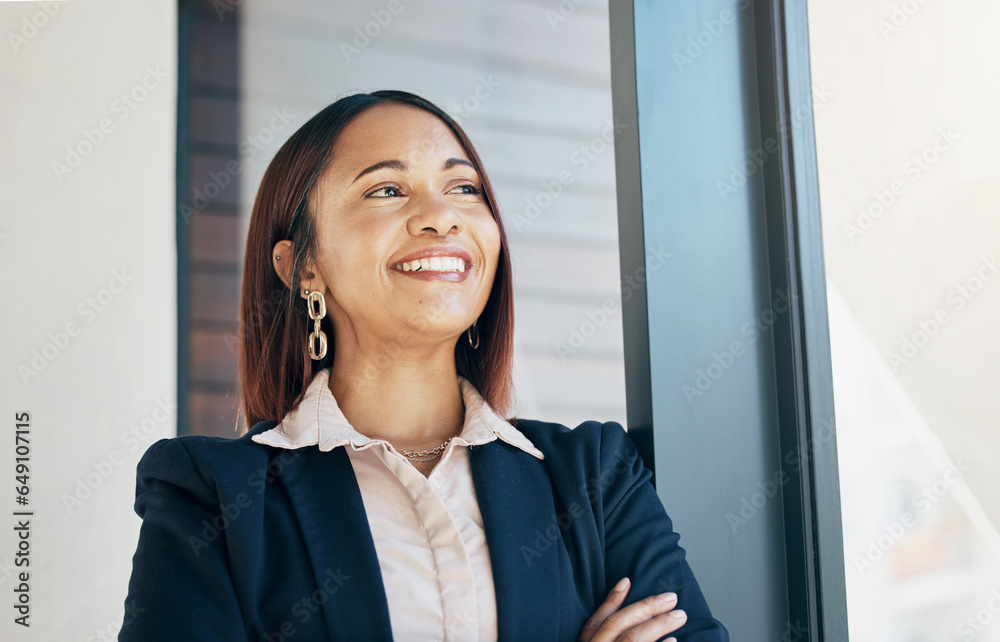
[391,245,473,268]
[389,245,474,283]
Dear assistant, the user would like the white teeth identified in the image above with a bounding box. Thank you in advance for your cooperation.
[394,256,468,272]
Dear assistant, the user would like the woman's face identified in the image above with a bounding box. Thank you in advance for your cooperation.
[296,102,501,350]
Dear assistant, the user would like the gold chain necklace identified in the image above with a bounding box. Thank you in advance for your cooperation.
[398,438,454,462]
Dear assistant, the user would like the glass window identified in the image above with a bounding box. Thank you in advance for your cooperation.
[808,1,1000,638]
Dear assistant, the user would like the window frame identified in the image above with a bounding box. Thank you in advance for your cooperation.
[608,1,848,637]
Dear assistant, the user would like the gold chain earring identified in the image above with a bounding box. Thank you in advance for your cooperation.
[467,320,480,349]
[305,289,328,360]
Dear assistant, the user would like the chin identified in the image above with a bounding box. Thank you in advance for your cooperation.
[396,292,478,323]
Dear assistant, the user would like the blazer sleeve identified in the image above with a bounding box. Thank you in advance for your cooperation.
[119,437,246,642]
[597,422,729,642]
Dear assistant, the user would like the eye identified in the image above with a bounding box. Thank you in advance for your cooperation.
[366,185,404,198]
[449,183,482,196]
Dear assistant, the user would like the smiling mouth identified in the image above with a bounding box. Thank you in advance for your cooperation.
[391,257,468,273]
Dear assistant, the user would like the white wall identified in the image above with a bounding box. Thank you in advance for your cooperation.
[0,1,176,639]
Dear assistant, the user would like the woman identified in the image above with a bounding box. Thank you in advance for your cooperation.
[119,90,728,641]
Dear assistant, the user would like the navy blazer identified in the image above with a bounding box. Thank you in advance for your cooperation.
[119,418,728,641]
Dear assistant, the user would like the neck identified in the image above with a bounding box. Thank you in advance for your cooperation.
[327,335,465,451]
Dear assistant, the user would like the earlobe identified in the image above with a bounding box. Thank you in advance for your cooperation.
[298,262,323,299]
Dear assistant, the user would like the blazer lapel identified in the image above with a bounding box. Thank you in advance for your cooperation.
[277,446,393,641]
[470,440,562,642]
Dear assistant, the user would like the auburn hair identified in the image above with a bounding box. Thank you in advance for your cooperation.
[237,90,516,431]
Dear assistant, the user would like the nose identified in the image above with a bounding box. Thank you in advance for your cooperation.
[405,192,463,237]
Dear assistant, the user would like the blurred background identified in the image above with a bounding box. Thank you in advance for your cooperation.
[0,0,997,640]
[809,1,1000,639]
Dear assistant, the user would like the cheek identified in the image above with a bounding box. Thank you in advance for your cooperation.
[320,215,375,268]
[479,218,502,298]
[321,223,396,295]
[481,217,502,263]
[312,228,359,296]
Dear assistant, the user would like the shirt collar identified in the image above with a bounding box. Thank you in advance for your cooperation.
[251,368,544,460]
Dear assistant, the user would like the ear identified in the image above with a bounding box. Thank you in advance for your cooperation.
[271,240,327,300]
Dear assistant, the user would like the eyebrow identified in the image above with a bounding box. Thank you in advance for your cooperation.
[351,157,476,184]
[442,157,475,171]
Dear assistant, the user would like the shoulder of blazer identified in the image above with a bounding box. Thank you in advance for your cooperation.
[505,418,650,508]
[509,417,639,470]
[132,419,282,512]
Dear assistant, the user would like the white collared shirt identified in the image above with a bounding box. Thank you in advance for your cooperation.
[251,368,544,641]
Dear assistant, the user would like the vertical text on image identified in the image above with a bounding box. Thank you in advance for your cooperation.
[12,411,33,628]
